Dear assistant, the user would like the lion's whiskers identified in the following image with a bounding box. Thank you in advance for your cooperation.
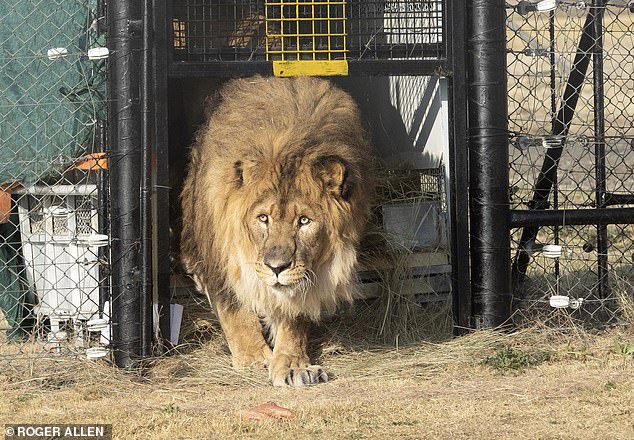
[305,269,317,285]
[294,270,316,303]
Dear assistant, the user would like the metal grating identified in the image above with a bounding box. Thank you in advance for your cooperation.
[170,0,445,62]
[264,0,347,61]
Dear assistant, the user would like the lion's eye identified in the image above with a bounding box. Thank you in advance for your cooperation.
[298,216,311,226]
[258,214,269,224]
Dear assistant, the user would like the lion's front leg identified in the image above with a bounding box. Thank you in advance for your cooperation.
[214,303,272,368]
[268,317,328,387]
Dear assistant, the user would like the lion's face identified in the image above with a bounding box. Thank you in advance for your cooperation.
[248,193,329,294]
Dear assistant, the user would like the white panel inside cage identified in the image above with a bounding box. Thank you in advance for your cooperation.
[37,244,81,315]
[382,201,446,250]
[76,244,101,318]
[28,196,46,234]
[34,243,100,320]
[75,205,95,235]
[334,76,449,170]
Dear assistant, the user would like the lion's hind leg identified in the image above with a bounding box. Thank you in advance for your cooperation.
[268,318,328,387]
[214,303,273,368]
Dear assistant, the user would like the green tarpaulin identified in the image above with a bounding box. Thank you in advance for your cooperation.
[0,0,105,186]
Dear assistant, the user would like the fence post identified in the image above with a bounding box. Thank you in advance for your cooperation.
[591,0,609,299]
[467,0,512,328]
[151,0,172,350]
[447,0,472,330]
[108,0,144,367]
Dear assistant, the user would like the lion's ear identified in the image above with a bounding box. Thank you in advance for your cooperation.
[312,156,351,199]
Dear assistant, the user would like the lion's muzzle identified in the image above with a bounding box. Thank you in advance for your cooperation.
[260,242,300,286]
[263,245,293,276]
[257,258,309,292]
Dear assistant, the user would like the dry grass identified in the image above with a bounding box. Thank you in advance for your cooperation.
[4,161,633,439]
[1,319,633,439]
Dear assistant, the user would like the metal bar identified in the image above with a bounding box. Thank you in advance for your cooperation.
[153,0,172,351]
[13,185,97,196]
[511,5,603,286]
[169,61,272,77]
[140,0,154,358]
[167,60,449,78]
[96,120,110,318]
[468,0,511,328]
[327,59,447,76]
[108,0,143,368]
[604,193,634,206]
[549,10,560,281]
[510,208,634,227]
[166,0,174,66]
[173,44,445,63]
[592,0,609,299]
[446,0,472,331]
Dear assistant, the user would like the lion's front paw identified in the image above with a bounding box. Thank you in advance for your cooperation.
[231,343,273,369]
[268,355,328,387]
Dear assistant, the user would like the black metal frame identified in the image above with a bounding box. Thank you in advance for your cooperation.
[152,0,173,353]
[445,0,471,330]
[467,0,511,329]
[107,0,167,366]
[103,1,634,363]
[159,0,473,331]
[168,59,451,77]
[107,0,147,367]
[511,208,634,228]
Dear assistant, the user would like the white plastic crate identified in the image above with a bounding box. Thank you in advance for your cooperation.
[382,201,447,250]
[15,185,107,334]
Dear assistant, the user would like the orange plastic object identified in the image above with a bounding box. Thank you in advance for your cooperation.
[75,152,108,171]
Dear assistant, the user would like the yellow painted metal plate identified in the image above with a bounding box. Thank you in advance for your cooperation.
[273,60,349,77]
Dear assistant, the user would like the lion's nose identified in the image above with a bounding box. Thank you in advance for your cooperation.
[265,260,292,276]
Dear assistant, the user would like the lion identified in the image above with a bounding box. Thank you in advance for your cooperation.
[180,76,374,386]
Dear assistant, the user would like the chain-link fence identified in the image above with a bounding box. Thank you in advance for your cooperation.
[0,0,110,366]
[507,1,634,326]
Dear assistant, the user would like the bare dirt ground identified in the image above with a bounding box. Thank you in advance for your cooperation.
[1,322,633,440]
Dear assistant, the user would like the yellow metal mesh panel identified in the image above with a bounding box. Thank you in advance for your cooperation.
[265,0,347,61]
